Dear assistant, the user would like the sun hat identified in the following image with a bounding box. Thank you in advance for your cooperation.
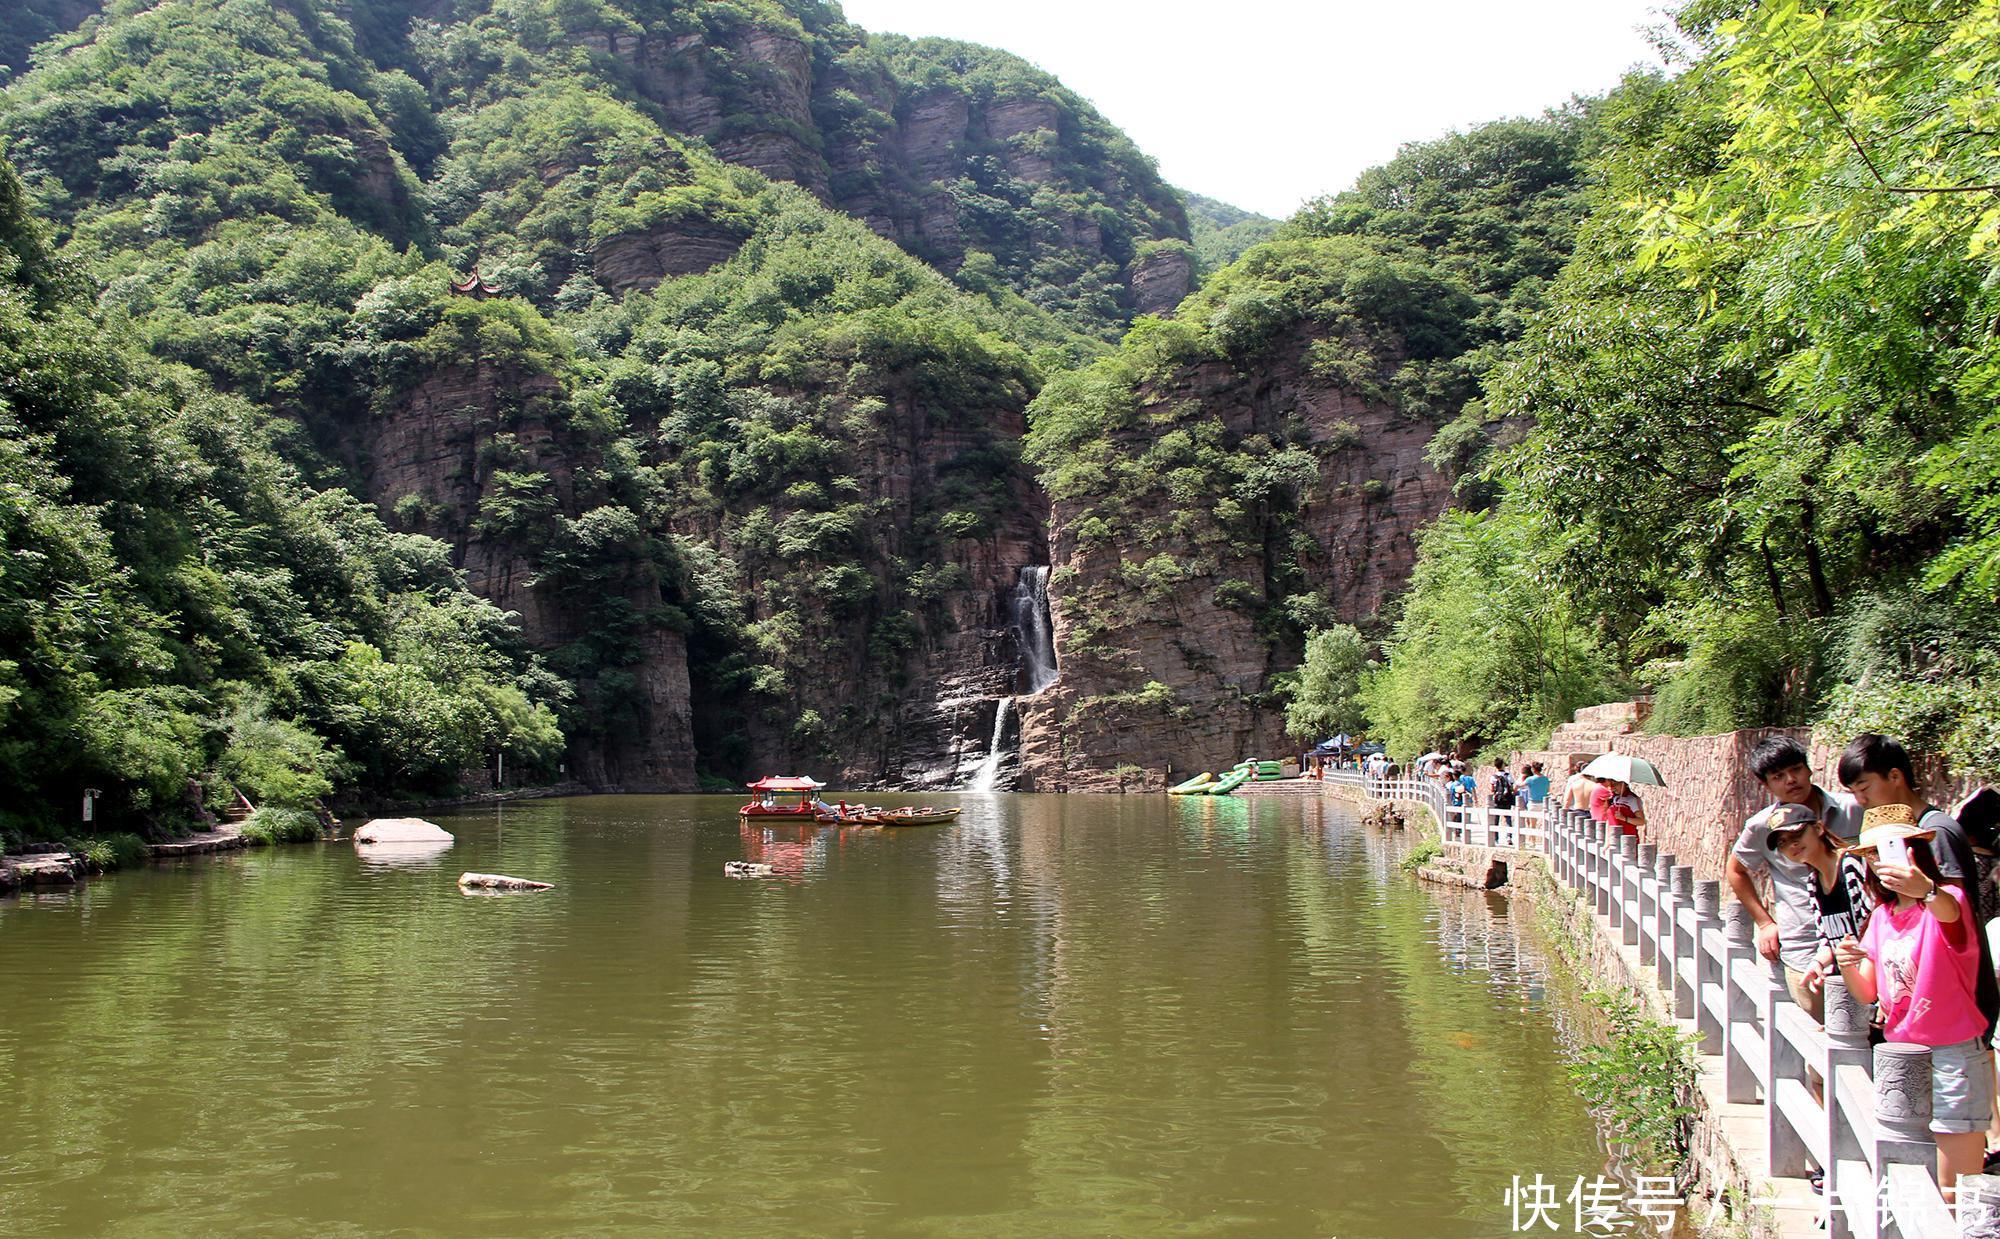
[1842,803,1934,856]
[1762,802,1822,849]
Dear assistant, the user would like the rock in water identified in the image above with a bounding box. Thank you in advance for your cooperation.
[354,818,454,844]
[457,872,554,892]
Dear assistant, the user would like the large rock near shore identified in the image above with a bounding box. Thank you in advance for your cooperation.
[354,819,455,844]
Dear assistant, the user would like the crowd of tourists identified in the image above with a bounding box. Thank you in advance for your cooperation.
[1724,732,2000,1203]
[1409,754,1555,815]
[1389,731,1999,1203]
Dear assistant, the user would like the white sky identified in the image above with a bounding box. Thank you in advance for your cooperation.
[835,0,1670,219]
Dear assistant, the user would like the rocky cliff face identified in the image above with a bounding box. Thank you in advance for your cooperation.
[1126,246,1193,317]
[1020,336,1456,791]
[353,360,698,790]
[660,382,1051,790]
[591,217,746,295]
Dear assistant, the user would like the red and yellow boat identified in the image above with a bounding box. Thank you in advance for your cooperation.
[739,776,834,822]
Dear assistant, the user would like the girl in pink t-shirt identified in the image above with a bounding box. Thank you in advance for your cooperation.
[1835,820,1989,1196]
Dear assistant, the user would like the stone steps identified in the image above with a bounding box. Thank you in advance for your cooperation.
[1232,778,1324,797]
[149,827,247,858]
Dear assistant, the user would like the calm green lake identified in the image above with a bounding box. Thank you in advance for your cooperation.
[0,793,1609,1237]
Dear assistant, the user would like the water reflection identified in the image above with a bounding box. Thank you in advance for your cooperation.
[0,792,1610,1238]
[352,838,457,872]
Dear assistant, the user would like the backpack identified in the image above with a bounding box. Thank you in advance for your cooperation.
[1492,772,1515,809]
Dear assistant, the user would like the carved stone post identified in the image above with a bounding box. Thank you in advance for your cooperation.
[1619,834,1641,947]
[1723,899,1762,1103]
[1563,812,1578,888]
[1652,850,1676,987]
[1873,1043,1939,1239]
[1692,879,1724,1054]
[1555,811,1570,885]
[1955,1174,2000,1239]
[1763,943,1810,1178]
[1669,865,1695,1016]
[1592,822,1611,918]
[1824,973,1872,1239]
[1637,842,1659,964]
[1572,811,1588,894]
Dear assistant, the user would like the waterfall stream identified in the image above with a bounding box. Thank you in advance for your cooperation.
[966,696,1013,793]
[958,566,1057,792]
[1011,565,1058,695]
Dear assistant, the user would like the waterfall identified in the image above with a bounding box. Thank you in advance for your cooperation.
[1011,566,1058,695]
[966,696,1013,793]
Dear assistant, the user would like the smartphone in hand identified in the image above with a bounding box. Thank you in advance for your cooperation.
[1878,835,1910,869]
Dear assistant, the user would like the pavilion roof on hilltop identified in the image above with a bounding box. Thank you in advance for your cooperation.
[746,776,824,791]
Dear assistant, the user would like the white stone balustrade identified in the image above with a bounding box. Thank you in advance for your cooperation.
[1348,774,1966,1237]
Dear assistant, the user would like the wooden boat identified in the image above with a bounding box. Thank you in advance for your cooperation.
[739,776,832,822]
[874,806,962,827]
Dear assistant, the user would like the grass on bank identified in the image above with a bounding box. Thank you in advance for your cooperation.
[239,807,323,846]
[63,832,150,873]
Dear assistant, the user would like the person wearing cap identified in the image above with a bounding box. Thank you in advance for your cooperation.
[1726,736,1861,1024]
[1768,804,1876,962]
[1834,805,1993,1197]
[1768,802,1876,1010]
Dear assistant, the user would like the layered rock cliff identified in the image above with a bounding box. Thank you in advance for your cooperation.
[1019,335,1455,791]
[355,355,700,789]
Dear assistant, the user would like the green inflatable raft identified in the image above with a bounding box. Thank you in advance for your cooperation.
[1206,768,1252,795]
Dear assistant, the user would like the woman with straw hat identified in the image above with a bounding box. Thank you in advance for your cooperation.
[1833,803,1993,1198]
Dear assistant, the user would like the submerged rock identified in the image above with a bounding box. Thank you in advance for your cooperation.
[354,819,454,844]
[457,872,554,892]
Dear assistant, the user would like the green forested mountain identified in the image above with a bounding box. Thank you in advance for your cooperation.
[7,0,1993,828]
[0,158,562,839]
[1184,191,1277,275]
[0,0,1139,825]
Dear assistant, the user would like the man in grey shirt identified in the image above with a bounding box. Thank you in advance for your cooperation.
[1725,736,1861,1025]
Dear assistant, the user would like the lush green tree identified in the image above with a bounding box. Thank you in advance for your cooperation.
[0,154,564,838]
[1283,625,1372,742]
[1359,510,1622,758]
[1458,5,2000,774]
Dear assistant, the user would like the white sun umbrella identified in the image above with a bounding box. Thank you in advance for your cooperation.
[1582,752,1667,787]
[1417,751,1447,764]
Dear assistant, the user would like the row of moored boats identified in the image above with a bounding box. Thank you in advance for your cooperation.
[738,777,962,827]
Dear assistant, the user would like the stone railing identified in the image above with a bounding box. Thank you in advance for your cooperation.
[1344,778,1997,1238]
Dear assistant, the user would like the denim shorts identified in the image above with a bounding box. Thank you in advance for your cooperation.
[1929,1036,1996,1135]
